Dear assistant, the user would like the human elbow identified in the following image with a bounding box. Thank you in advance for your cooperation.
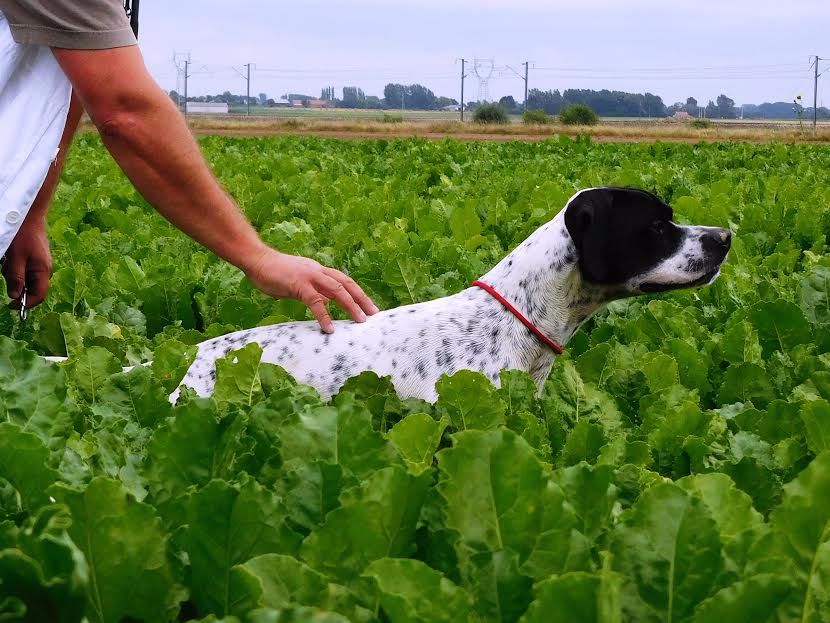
[97,111,143,142]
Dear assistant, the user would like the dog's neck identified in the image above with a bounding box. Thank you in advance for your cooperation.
[480,211,608,361]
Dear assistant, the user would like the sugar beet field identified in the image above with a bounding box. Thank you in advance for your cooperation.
[1,134,830,622]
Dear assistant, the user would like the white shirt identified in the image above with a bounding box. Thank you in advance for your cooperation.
[0,9,71,257]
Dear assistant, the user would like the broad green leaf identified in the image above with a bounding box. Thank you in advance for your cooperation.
[801,264,830,325]
[301,466,430,585]
[183,477,300,616]
[387,413,448,472]
[691,574,793,623]
[800,400,830,454]
[436,370,506,431]
[270,395,402,482]
[146,399,255,509]
[664,338,712,396]
[0,506,88,623]
[0,337,75,452]
[561,420,607,466]
[437,430,552,619]
[717,363,775,407]
[364,558,473,623]
[748,300,812,356]
[214,343,264,406]
[151,339,198,393]
[65,346,121,405]
[676,473,763,543]
[141,277,197,337]
[498,370,540,416]
[335,371,403,433]
[50,478,186,623]
[542,361,624,434]
[461,549,533,623]
[246,607,351,623]
[556,463,618,541]
[723,457,783,516]
[641,353,679,392]
[91,365,171,428]
[519,571,622,623]
[449,204,482,245]
[498,370,549,455]
[575,343,615,387]
[271,459,344,534]
[768,451,830,622]
[721,321,763,366]
[611,483,722,622]
[381,256,430,305]
[438,429,547,561]
[0,423,58,511]
[228,554,369,622]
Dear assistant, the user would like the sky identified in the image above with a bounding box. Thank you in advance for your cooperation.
[138,0,830,108]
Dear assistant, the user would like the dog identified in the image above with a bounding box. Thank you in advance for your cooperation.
[170,187,731,403]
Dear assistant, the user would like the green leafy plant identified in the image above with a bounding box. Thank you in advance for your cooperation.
[1,135,830,622]
[559,103,599,125]
[691,118,712,129]
[473,103,509,124]
[522,109,550,125]
[381,113,404,123]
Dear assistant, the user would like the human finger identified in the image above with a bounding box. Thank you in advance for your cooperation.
[323,267,379,315]
[315,273,367,323]
[3,256,25,307]
[302,288,335,333]
[24,267,50,308]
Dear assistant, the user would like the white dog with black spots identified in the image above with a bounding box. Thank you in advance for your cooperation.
[171,187,731,403]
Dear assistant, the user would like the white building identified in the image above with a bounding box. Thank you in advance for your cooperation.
[185,102,229,114]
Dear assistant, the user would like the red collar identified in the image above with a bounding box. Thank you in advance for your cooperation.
[472,280,564,354]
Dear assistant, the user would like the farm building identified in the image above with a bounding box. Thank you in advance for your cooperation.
[185,102,229,114]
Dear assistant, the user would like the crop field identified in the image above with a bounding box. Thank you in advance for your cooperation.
[178,116,830,146]
[2,134,830,622]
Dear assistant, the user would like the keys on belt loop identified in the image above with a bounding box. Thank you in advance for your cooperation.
[0,255,27,321]
[19,287,27,322]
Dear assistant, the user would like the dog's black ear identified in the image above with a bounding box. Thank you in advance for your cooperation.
[564,189,614,282]
[564,194,593,251]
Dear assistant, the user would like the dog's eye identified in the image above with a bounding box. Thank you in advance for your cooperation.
[650,221,667,235]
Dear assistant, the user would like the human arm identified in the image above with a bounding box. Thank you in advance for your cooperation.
[3,92,84,309]
[49,45,377,331]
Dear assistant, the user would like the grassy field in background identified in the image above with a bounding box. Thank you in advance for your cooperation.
[76,106,830,142]
[181,114,830,143]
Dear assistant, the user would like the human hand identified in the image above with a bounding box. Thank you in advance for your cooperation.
[244,249,379,333]
[2,218,52,311]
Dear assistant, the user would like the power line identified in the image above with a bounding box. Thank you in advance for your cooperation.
[533,63,806,73]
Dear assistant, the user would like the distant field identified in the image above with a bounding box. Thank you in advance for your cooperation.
[179,114,830,144]
[76,107,830,143]
[224,106,830,129]
[227,106,467,122]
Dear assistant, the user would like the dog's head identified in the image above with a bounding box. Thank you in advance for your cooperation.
[564,187,730,295]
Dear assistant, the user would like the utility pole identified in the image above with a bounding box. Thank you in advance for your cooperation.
[183,59,189,116]
[246,63,252,116]
[460,58,466,122]
[233,63,254,115]
[505,61,531,111]
[814,55,821,131]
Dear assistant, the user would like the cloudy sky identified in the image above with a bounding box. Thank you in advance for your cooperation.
[138,0,829,107]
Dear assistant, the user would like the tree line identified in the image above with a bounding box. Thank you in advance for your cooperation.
[170,85,830,119]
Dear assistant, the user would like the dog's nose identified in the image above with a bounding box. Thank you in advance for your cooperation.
[701,228,732,255]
